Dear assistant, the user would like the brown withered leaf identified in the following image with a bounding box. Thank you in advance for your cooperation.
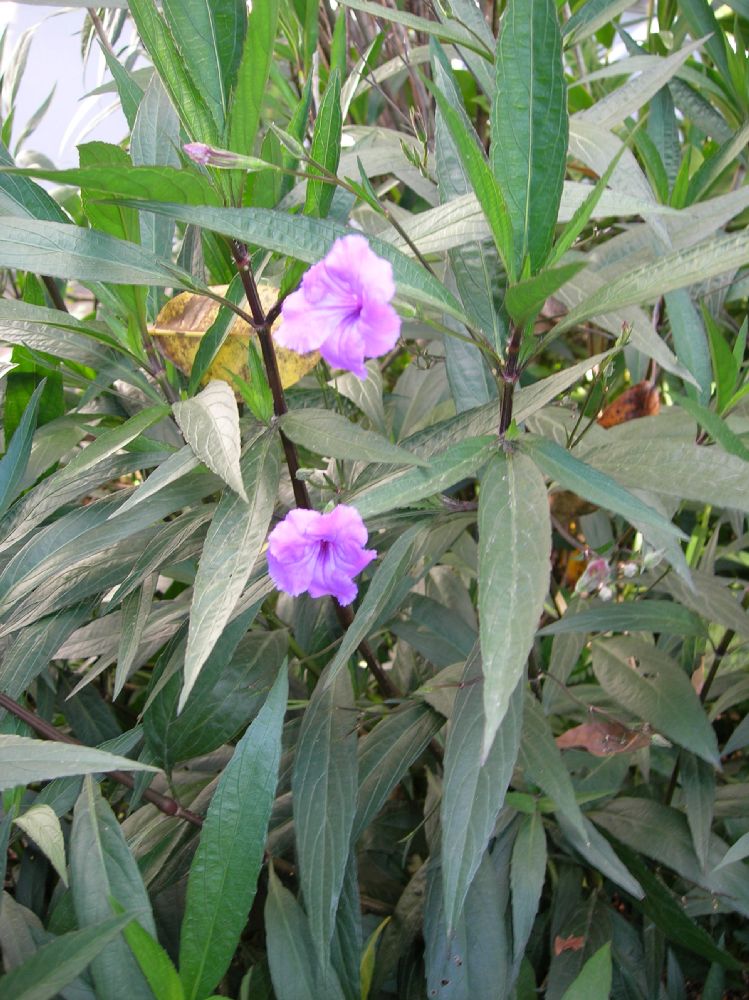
[556,718,650,756]
[151,283,319,393]
[597,380,660,428]
[554,934,586,956]
[549,490,597,521]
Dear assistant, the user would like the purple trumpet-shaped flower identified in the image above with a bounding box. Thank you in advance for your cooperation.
[275,234,401,380]
[267,504,376,606]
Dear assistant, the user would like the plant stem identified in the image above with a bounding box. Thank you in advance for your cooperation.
[498,321,522,437]
[228,239,404,706]
[0,691,204,828]
[41,275,69,313]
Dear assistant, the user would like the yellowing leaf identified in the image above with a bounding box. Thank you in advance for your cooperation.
[151,284,318,392]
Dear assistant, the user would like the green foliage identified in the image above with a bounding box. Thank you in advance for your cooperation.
[0,1,748,997]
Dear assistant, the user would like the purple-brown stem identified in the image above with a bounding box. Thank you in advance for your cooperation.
[0,691,204,828]
[499,321,522,438]
[228,240,404,707]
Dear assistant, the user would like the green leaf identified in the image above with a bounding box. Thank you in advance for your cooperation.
[3,163,220,208]
[671,392,749,460]
[590,797,749,918]
[425,846,511,998]
[519,697,588,839]
[611,841,741,969]
[582,436,749,514]
[173,380,247,499]
[560,943,612,1000]
[592,637,720,766]
[127,0,220,144]
[681,752,715,872]
[120,915,184,1000]
[504,263,586,327]
[161,0,245,132]
[555,231,749,335]
[425,75,515,278]
[0,140,69,223]
[523,435,687,576]
[555,813,643,898]
[664,289,711,403]
[265,866,345,1000]
[0,605,93,701]
[70,778,157,1000]
[144,620,283,769]
[280,408,428,467]
[0,913,133,1000]
[98,45,144,131]
[677,0,731,79]
[304,70,342,219]
[511,812,547,971]
[292,667,358,968]
[349,436,496,520]
[491,0,568,273]
[179,667,287,1000]
[13,804,67,886]
[108,201,469,324]
[227,0,278,157]
[181,429,279,708]
[0,735,157,791]
[538,600,706,637]
[0,379,44,520]
[114,575,157,699]
[354,702,444,840]
[478,451,550,758]
[563,0,631,43]
[0,219,198,290]
[441,649,523,932]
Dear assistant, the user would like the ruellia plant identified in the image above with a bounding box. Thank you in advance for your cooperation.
[0,0,748,997]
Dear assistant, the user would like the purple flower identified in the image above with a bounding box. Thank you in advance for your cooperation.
[267,504,376,605]
[275,234,401,380]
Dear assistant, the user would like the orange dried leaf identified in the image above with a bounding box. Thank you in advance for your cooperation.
[597,381,660,428]
[556,718,650,757]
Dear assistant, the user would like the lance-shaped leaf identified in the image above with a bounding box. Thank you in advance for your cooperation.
[305,70,342,219]
[13,805,68,886]
[0,913,134,1000]
[280,408,428,467]
[227,0,278,156]
[179,667,287,1000]
[478,451,550,758]
[592,637,720,767]
[265,866,346,1000]
[0,379,45,520]
[491,0,568,273]
[173,380,247,500]
[0,218,198,289]
[104,202,469,324]
[0,735,157,791]
[128,0,220,144]
[511,812,547,973]
[181,429,279,709]
[555,231,749,334]
[292,667,358,969]
[441,648,523,932]
[161,0,245,132]
[70,778,157,1000]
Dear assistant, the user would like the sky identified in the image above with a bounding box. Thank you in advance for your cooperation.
[0,2,129,167]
